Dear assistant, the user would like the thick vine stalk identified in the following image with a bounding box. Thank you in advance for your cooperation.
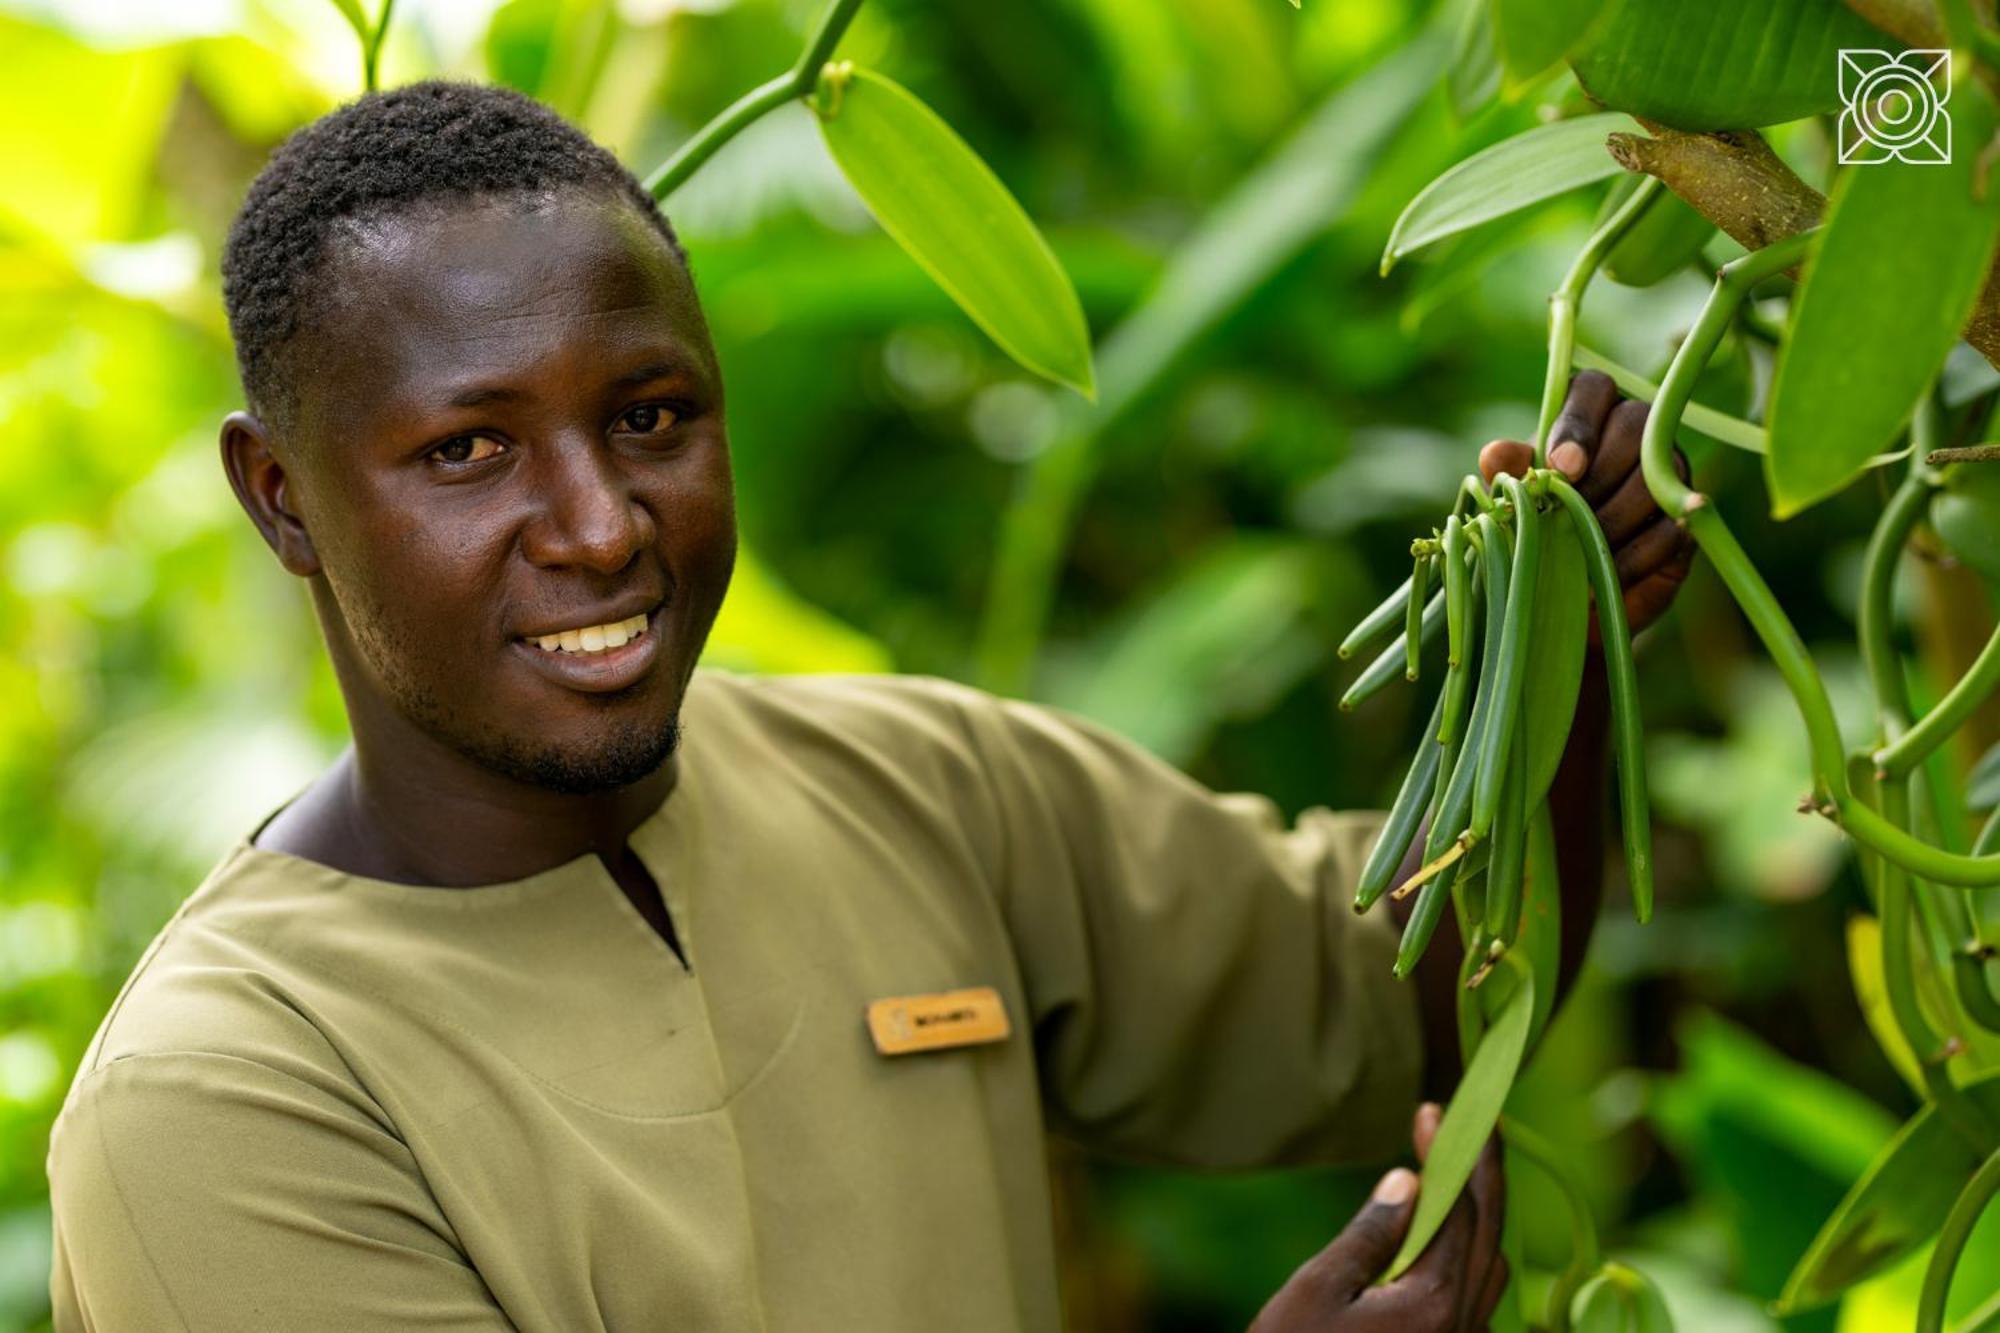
[1534,178,1665,462]
[1636,231,2000,888]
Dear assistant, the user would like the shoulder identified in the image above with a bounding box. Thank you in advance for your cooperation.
[57,846,365,1135]
[683,667,1007,766]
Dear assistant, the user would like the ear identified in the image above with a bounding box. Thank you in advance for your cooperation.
[220,411,321,577]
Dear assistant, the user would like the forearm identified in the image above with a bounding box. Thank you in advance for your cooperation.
[1395,650,1610,1099]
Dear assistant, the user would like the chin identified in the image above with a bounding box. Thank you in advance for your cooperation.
[491,714,683,796]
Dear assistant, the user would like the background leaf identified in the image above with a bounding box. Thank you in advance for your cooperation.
[1776,1074,2000,1313]
[1767,83,2000,517]
[1598,177,1715,287]
[1569,0,1894,132]
[815,65,1096,399]
[1491,0,1606,87]
[1380,113,1637,272]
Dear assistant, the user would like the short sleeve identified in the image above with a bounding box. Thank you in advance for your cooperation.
[48,1051,515,1332]
[946,685,1424,1170]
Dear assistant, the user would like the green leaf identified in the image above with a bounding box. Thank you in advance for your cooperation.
[1768,82,2000,517]
[326,0,373,43]
[1971,739,2000,809]
[1598,177,1714,287]
[1933,463,2000,585]
[1388,956,1535,1277]
[1776,1071,2000,1313]
[1569,0,1892,133]
[1492,0,1606,87]
[1447,0,1502,121]
[1518,505,1589,810]
[1572,1263,1674,1333]
[1848,915,1927,1097]
[1381,113,1637,273]
[814,64,1096,400]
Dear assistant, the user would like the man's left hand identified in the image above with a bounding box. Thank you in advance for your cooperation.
[1475,369,1694,637]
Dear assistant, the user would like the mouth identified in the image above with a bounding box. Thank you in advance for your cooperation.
[512,605,665,695]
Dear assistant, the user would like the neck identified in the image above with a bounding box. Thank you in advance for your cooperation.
[334,736,679,888]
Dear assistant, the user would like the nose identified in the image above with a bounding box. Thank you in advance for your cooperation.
[520,435,654,574]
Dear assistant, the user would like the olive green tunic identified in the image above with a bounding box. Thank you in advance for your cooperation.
[47,669,1420,1332]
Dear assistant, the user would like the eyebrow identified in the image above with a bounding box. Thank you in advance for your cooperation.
[441,357,694,410]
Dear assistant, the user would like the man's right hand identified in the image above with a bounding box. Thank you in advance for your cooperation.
[1247,1103,1508,1331]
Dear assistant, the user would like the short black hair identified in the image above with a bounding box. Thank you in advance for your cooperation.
[221,79,688,438]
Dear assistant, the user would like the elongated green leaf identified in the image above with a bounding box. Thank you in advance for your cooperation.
[1599,178,1714,287]
[1768,83,2000,517]
[1447,0,1502,121]
[1381,113,1637,273]
[1570,0,1890,132]
[814,65,1096,399]
[326,0,373,42]
[1388,956,1535,1277]
[1572,1263,1674,1332]
[1776,1071,2000,1313]
[1519,506,1589,809]
[1848,915,1926,1098]
[1492,0,1605,86]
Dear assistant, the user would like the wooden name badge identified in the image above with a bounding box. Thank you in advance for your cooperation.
[866,986,1011,1056]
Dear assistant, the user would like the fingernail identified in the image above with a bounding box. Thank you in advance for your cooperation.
[1373,1168,1417,1205]
[1551,442,1587,478]
[1416,1101,1442,1134]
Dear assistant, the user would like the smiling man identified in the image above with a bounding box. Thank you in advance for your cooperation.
[46,82,1691,1332]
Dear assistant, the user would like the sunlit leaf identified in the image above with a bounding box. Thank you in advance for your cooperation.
[1388,957,1534,1277]
[813,63,1096,399]
[1847,915,1926,1097]
[1768,83,2000,517]
[1569,0,1891,132]
[1381,113,1637,273]
[1776,1072,2000,1313]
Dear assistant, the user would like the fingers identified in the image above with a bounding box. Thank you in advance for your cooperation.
[1413,1100,1442,1162]
[1622,531,1696,633]
[1456,1135,1507,1330]
[1479,440,1534,485]
[1546,370,1618,482]
[1295,1168,1421,1302]
[1578,398,1647,506]
[1473,1249,1511,1329]
[1615,515,1686,587]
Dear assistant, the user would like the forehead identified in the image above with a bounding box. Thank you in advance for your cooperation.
[301,191,711,427]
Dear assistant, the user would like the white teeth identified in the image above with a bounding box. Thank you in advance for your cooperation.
[527,613,649,656]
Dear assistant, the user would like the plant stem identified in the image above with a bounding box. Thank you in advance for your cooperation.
[1633,228,2000,884]
[1501,1118,1600,1333]
[1569,345,1767,453]
[362,0,394,90]
[1920,1144,2000,1332]
[1882,623,2000,779]
[1535,177,1664,464]
[643,0,866,198]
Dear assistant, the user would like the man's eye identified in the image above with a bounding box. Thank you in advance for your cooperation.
[433,435,503,465]
[617,404,678,436]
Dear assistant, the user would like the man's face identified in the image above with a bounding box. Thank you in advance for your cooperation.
[274,190,735,795]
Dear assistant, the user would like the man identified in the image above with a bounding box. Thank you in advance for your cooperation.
[45,82,1691,1331]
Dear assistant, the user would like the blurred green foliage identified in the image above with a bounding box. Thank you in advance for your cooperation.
[0,0,1988,1329]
